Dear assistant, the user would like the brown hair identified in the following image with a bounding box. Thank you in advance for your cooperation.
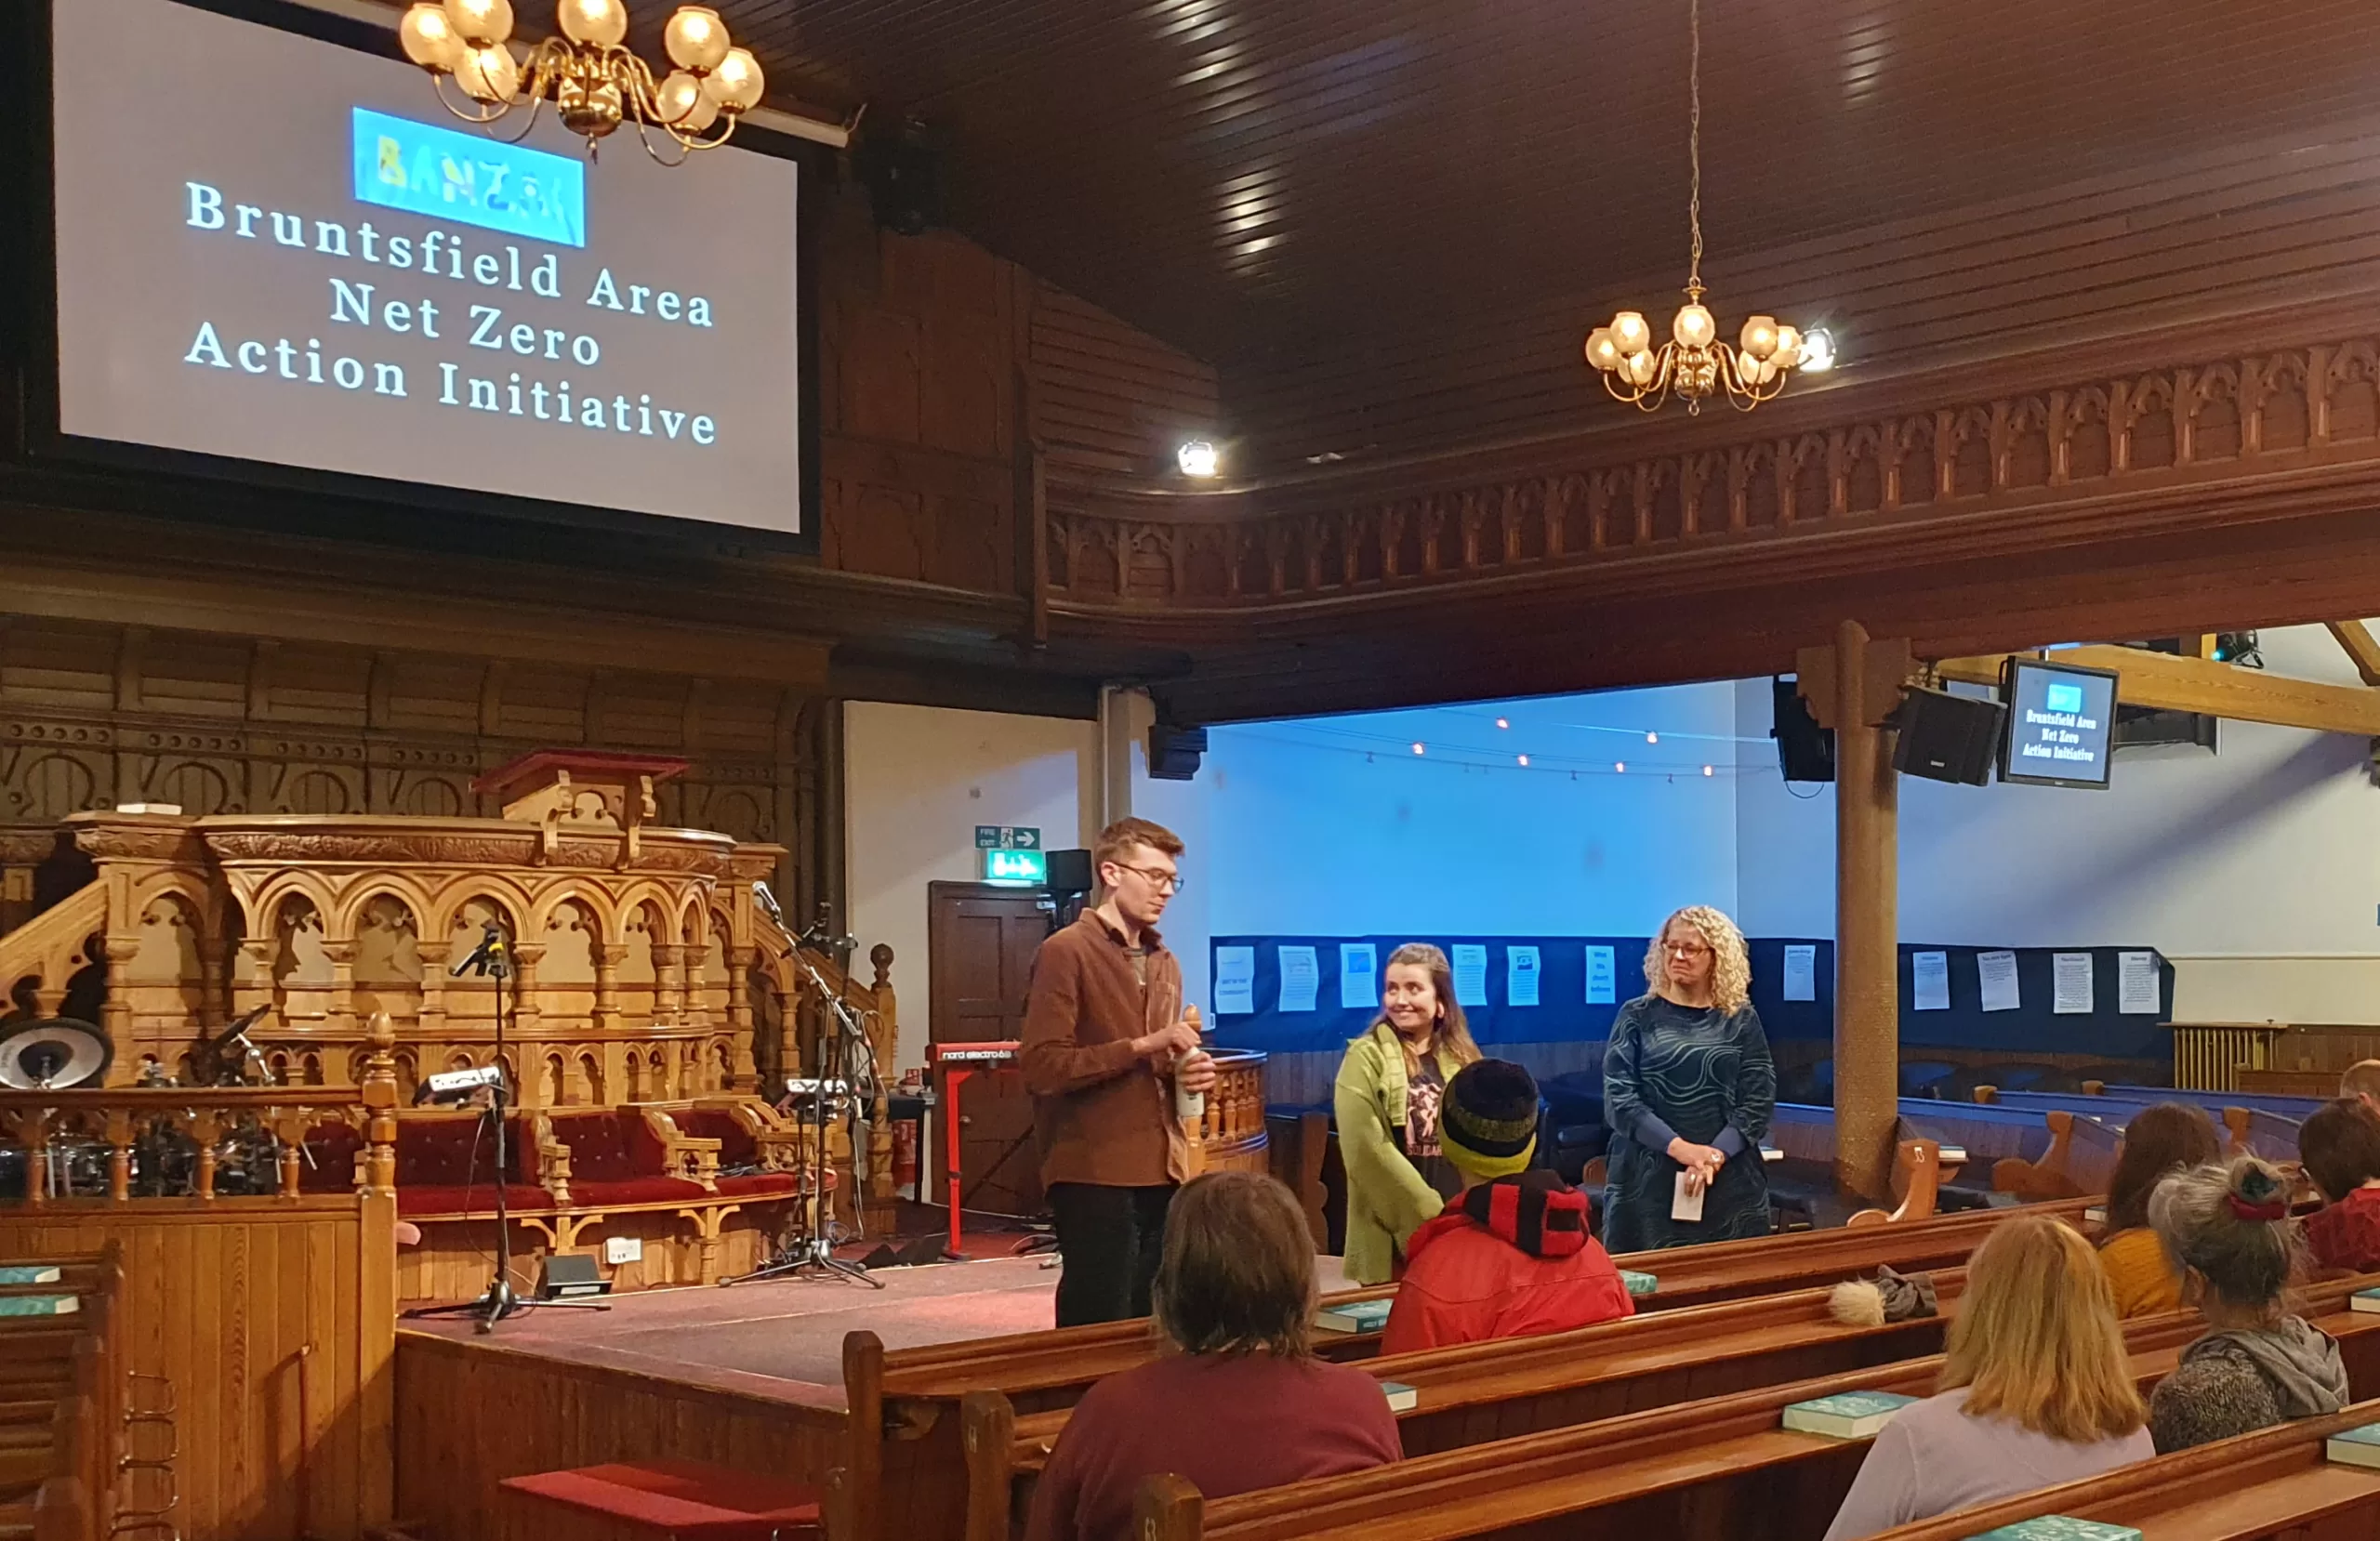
[1152,1171,1316,1360]
[2343,1060,2380,1103]
[1091,817,1183,880]
[1371,942,1484,1078]
[2149,1155,2299,1316]
[2104,1102,2221,1234]
[2300,1097,2380,1204]
[1939,1215,2145,1442]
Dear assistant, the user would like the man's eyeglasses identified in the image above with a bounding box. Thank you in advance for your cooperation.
[1113,864,1184,894]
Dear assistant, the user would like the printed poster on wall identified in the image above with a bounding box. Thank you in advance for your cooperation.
[1507,945,1541,1008]
[1276,945,1320,1012]
[2117,951,2161,1015]
[1781,944,1818,1002]
[1584,945,1617,1005]
[1339,942,1380,1011]
[1911,951,1950,1011]
[1977,950,2021,1012]
[1213,946,1256,1015]
[1450,944,1489,1007]
[2052,952,2095,1015]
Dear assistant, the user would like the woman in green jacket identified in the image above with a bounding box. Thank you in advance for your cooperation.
[1334,942,1484,1284]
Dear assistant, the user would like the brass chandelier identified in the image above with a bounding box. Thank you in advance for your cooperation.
[1583,0,1833,414]
[397,0,766,163]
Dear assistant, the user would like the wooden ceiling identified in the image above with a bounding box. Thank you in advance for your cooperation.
[727,0,2380,437]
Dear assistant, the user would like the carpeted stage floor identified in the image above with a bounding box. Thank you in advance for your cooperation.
[402,1230,1357,1409]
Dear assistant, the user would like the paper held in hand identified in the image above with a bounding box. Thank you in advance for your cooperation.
[1672,1170,1705,1223]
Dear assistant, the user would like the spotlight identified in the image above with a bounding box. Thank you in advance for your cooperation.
[1177,439,1221,478]
[1799,329,1838,374]
[2212,630,2262,668]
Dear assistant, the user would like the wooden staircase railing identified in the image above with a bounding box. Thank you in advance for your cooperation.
[0,879,107,1021]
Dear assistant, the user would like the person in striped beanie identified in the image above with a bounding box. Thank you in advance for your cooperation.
[1380,1058,1635,1353]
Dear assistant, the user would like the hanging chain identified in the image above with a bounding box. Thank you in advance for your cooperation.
[1686,0,1704,294]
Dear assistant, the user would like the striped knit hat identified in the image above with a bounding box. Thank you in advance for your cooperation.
[1439,1059,1540,1179]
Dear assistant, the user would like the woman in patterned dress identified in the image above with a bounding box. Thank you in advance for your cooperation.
[1601,906,1776,1253]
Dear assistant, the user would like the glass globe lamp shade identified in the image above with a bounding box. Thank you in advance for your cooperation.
[1611,311,1651,356]
[1625,349,1659,388]
[1799,329,1837,374]
[456,42,520,102]
[441,0,512,47]
[1584,328,1621,372]
[400,4,464,70]
[706,47,765,112]
[1672,303,1715,349]
[665,7,734,72]
[558,0,628,46]
[657,72,721,131]
[1739,315,1778,362]
[1771,324,1803,371]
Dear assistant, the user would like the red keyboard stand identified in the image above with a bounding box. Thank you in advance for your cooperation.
[927,1040,1021,1259]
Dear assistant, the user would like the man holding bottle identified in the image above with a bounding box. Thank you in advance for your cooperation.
[1020,816,1219,1326]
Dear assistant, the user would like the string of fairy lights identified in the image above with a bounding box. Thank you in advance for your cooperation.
[1225,704,1784,782]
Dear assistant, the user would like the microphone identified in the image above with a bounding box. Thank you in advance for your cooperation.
[449,923,507,979]
[753,881,786,928]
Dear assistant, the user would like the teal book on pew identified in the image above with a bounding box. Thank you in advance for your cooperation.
[1962,1519,2142,1541]
[2351,1286,2380,1315]
[1381,1380,1419,1413]
[0,1266,61,1285]
[2327,1421,2380,1468]
[0,1295,80,1318]
[1314,1297,1393,1334]
[1779,1390,1917,1439]
[1620,1270,1658,1297]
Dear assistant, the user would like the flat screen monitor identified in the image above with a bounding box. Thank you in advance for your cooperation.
[1998,657,2119,788]
[49,0,808,542]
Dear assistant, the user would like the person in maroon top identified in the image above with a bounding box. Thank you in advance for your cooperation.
[1024,1170,1402,1541]
[1382,1059,1635,1355]
[2299,1097,2380,1274]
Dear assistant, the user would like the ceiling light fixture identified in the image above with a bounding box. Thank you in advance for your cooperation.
[1177,439,1222,478]
[1583,0,1833,414]
[398,0,766,164]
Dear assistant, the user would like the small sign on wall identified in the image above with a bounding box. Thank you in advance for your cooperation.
[605,1235,642,1266]
[975,825,1042,850]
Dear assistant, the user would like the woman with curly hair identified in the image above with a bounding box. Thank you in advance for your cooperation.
[1601,906,1776,1252]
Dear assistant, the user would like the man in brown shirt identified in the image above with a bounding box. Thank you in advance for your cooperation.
[1020,816,1218,1326]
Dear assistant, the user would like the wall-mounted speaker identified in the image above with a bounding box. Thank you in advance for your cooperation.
[1146,725,1208,782]
[1046,849,1093,895]
[854,119,944,236]
[1891,688,2006,785]
[1771,678,1835,784]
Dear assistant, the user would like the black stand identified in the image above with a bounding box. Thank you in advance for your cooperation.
[721,898,883,1290]
[403,923,611,1331]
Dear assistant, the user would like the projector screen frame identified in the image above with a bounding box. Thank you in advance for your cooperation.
[4,0,825,560]
[1995,654,2121,791]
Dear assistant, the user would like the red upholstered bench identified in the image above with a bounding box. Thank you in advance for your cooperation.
[669,1107,806,1199]
[496,1458,823,1540]
[543,1110,710,1205]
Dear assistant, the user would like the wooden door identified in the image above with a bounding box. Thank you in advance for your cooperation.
[928,883,1055,1218]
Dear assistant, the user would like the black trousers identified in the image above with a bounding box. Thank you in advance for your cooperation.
[1046,1181,1176,1327]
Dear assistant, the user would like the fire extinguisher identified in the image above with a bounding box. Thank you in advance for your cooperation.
[892,1116,919,1196]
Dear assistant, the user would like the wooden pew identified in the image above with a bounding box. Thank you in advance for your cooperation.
[964,1267,1980,1541]
[1863,1399,2380,1541]
[1130,1275,2380,1541]
[0,1246,125,1541]
[839,1196,2094,1541]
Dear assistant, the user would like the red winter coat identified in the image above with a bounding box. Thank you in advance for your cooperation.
[2307,1184,2380,1274]
[1379,1171,1634,1355]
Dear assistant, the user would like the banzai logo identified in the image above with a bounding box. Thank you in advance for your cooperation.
[2043,681,2085,714]
[350,107,586,248]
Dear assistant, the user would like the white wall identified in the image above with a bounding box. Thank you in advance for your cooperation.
[842,702,1098,1069]
[1734,625,2380,1023]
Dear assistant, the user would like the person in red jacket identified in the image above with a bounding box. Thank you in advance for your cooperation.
[2300,1096,2380,1274]
[1380,1058,1634,1354]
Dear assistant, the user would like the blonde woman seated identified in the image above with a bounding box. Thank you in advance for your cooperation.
[1821,1214,2152,1540]
[1333,942,1483,1284]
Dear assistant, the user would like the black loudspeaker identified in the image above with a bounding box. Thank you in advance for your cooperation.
[537,1253,611,1299]
[1046,849,1093,895]
[1146,725,1209,782]
[1891,688,2007,785]
[1771,678,1835,784]
[854,120,943,236]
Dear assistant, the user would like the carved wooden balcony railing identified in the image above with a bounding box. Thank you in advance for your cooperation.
[1044,331,2380,612]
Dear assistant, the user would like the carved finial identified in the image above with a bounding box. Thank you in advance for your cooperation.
[871,942,893,991]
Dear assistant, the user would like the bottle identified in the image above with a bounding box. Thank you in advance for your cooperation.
[1173,1004,1207,1121]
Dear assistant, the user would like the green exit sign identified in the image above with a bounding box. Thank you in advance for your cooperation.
[975,825,1042,850]
[983,849,1048,885]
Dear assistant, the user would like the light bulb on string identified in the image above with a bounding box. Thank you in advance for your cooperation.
[1411,743,1425,756]
[1517,754,1530,767]
[1615,760,1626,773]
[1646,731,1659,744]
[1495,718,1510,730]
[1702,765,1714,776]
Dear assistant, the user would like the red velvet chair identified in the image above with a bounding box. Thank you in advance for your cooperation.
[668,1108,803,1199]
[391,1113,554,1218]
[541,1111,709,1205]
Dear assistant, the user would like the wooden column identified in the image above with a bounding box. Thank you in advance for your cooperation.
[1799,621,1911,1205]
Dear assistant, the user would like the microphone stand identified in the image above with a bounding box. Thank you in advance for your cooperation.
[721,897,883,1289]
[404,922,610,1329]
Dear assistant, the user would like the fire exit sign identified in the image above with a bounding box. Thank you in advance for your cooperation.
[974,826,1041,850]
[982,849,1049,885]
